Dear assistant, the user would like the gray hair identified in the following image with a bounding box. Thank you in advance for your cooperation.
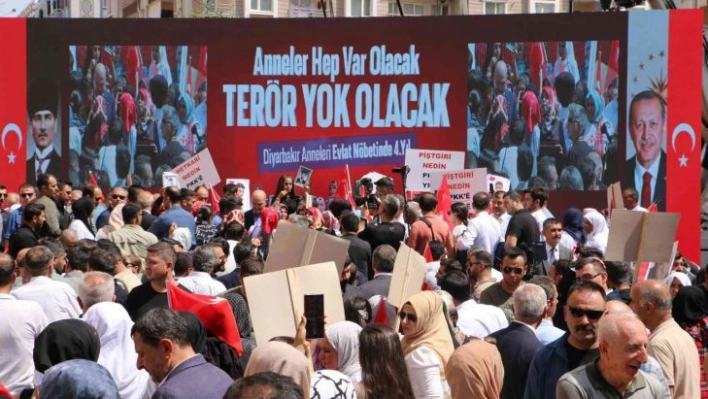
[567,103,589,128]
[192,245,219,273]
[78,271,115,310]
[598,311,643,343]
[288,214,310,228]
[559,166,584,190]
[636,283,673,311]
[512,284,547,321]
[24,246,54,277]
[162,105,180,129]
[381,195,400,219]
[406,201,422,218]
[372,244,397,273]
[529,276,557,301]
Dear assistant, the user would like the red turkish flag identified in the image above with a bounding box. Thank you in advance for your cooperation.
[0,19,27,191]
[372,296,389,325]
[436,175,453,229]
[666,11,702,260]
[209,185,221,214]
[334,166,355,208]
[167,282,243,355]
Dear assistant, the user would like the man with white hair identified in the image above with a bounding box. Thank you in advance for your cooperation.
[489,283,547,399]
[556,311,668,398]
[77,271,116,311]
[177,245,226,295]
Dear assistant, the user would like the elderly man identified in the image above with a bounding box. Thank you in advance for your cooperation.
[624,90,667,211]
[489,283,546,399]
[556,312,668,398]
[630,280,700,398]
[96,186,128,230]
[177,245,227,295]
[77,271,116,311]
[132,308,233,399]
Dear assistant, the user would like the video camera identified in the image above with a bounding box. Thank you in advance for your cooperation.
[353,178,379,209]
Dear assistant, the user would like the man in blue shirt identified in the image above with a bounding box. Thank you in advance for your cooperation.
[148,187,196,249]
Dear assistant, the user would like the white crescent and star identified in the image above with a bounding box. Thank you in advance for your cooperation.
[2,123,22,165]
[671,123,697,168]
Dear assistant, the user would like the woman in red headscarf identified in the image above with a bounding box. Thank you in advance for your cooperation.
[521,90,542,176]
[119,92,138,177]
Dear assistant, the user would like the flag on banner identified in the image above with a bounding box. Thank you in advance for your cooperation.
[167,282,243,355]
[335,166,355,208]
[88,171,99,187]
[647,202,658,213]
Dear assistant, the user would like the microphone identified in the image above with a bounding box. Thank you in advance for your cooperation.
[392,165,410,175]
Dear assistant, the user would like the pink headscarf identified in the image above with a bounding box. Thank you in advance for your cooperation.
[119,92,137,134]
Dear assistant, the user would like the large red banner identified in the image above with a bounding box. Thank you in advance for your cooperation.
[0,19,26,192]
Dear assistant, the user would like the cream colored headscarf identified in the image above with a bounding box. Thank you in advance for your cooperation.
[96,204,125,240]
[445,338,504,399]
[244,341,311,398]
[400,291,455,367]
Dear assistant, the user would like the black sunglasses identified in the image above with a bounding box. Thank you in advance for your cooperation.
[20,193,34,198]
[112,195,126,200]
[399,311,417,323]
[568,307,604,320]
[503,266,525,275]
[0,193,7,197]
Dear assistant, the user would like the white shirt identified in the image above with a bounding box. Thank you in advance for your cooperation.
[425,261,441,290]
[11,276,81,322]
[216,240,239,277]
[456,299,509,339]
[497,213,511,238]
[68,219,95,240]
[531,209,549,233]
[467,211,502,254]
[0,293,48,395]
[177,271,226,295]
[545,242,560,263]
[629,205,649,212]
[405,345,450,399]
[633,155,661,208]
[34,145,55,177]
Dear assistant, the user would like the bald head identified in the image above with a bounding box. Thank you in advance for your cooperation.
[251,189,267,213]
[598,311,645,343]
[0,253,15,288]
[60,228,78,249]
[138,190,155,210]
[93,63,107,93]
[604,299,632,316]
[632,280,672,310]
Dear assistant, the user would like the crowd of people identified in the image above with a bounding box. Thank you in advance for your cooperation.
[66,45,207,190]
[0,171,704,399]
[466,41,619,193]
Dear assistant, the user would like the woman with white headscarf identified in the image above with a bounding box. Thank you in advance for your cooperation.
[665,272,692,299]
[583,208,609,254]
[95,203,125,241]
[81,301,151,399]
[318,321,363,382]
[553,42,580,83]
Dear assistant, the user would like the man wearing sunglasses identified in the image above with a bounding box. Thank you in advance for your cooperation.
[96,186,128,230]
[525,281,606,399]
[574,257,610,294]
[480,247,528,323]
[2,184,37,252]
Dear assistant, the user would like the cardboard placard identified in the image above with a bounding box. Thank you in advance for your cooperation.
[607,182,622,216]
[244,262,345,344]
[264,220,350,275]
[171,148,221,190]
[225,178,251,210]
[387,243,427,309]
[634,240,678,282]
[605,210,681,264]
[430,169,488,211]
[404,149,465,192]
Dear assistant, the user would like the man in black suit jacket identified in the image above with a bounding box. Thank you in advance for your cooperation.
[244,189,267,232]
[624,90,668,211]
[489,284,546,399]
[340,213,371,284]
[26,77,61,184]
[353,244,396,300]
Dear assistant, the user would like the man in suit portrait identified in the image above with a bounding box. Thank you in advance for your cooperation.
[27,77,61,184]
[539,218,573,276]
[625,90,667,211]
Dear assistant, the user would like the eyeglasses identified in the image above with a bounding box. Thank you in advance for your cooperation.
[20,193,34,198]
[112,195,126,200]
[398,311,417,323]
[503,266,525,275]
[568,307,604,320]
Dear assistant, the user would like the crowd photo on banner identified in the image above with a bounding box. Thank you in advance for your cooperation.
[2,11,707,399]
[66,45,208,189]
[466,40,619,192]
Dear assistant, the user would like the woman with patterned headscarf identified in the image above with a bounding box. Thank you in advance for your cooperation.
[584,89,613,156]
[176,93,204,154]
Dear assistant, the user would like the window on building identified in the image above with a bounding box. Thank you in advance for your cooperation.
[483,0,506,14]
[251,0,273,12]
[430,3,449,15]
[533,0,556,12]
[350,0,372,16]
[388,2,425,15]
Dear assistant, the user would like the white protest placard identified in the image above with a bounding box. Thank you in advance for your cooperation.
[430,169,487,211]
[225,178,251,210]
[404,149,465,192]
[171,149,221,191]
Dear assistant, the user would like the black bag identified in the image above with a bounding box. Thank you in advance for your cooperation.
[419,217,443,258]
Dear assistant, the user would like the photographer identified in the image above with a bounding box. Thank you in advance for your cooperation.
[357,195,406,279]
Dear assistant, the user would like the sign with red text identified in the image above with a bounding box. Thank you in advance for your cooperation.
[172,149,221,191]
[405,149,465,192]
[430,168,487,210]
